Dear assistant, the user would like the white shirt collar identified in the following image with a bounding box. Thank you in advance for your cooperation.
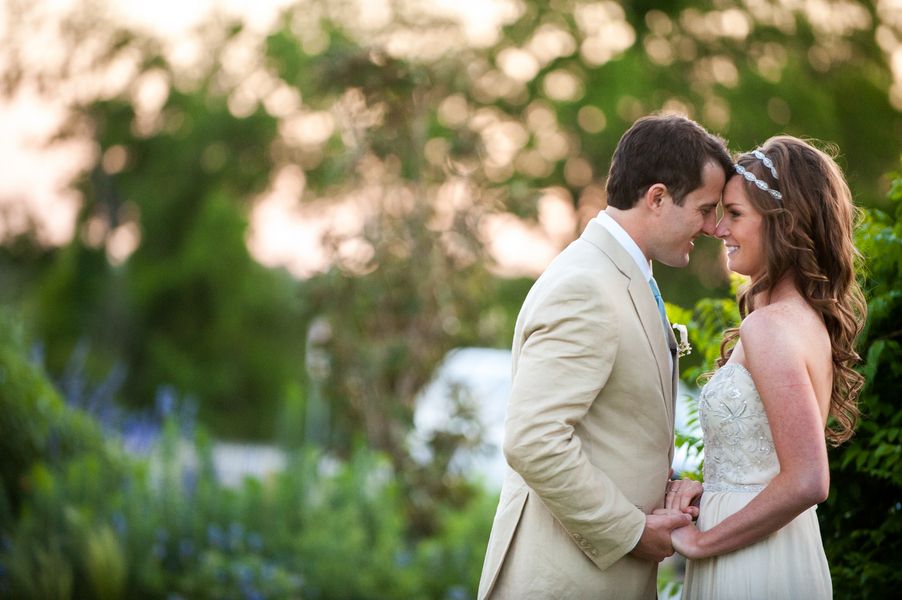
[593,210,653,281]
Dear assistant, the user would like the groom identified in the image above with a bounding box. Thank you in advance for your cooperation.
[478,114,731,599]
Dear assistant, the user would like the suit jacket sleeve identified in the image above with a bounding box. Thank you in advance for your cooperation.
[503,271,647,570]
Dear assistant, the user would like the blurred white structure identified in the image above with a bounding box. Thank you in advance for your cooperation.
[410,348,513,489]
[212,442,288,487]
[202,347,701,490]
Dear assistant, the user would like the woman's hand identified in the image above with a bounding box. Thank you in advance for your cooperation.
[671,521,707,559]
[652,506,708,559]
[665,478,703,518]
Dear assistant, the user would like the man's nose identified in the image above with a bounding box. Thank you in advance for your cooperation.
[701,212,718,236]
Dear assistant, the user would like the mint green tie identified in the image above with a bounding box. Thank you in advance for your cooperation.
[648,276,669,331]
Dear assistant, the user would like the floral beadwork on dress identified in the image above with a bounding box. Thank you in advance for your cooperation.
[698,363,780,492]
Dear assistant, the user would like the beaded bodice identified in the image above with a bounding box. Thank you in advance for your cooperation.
[699,363,779,492]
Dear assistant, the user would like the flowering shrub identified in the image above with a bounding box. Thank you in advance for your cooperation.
[0,312,496,599]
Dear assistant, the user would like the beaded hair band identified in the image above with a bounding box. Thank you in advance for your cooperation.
[734,149,782,201]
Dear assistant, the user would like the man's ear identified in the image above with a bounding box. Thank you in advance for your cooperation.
[643,183,669,212]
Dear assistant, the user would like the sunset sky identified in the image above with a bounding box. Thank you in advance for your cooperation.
[0,0,571,277]
[3,0,900,277]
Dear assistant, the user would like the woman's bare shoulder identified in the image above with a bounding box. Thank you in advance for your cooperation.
[739,301,830,377]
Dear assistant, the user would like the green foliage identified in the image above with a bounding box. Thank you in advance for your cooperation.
[668,279,741,479]
[0,311,131,598]
[413,490,498,599]
[83,524,127,600]
[0,308,116,517]
[27,87,308,438]
[3,0,901,445]
[2,436,498,599]
[0,306,497,598]
[3,528,74,600]
[817,173,902,597]
[300,258,501,454]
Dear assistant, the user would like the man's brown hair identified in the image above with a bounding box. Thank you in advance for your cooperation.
[605,114,732,208]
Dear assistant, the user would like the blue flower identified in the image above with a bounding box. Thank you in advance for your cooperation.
[242,586,264,600]
[207,524,225,549]
[445,585,468,600]
[179,538,195,559]
[394,549,413,567]
[228,522,245,550]
[234,563,253,584]
[121,414,160,455]
[111,512,127,537]
[247,532,263,553]
[182,468,199,496]
[155,386,177,418]
[152,542,166,560]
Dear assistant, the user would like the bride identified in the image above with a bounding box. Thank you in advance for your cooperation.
[663,136,866,599]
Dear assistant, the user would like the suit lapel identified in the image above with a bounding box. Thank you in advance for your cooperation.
[581,221,674,431]
[627,277,675,430]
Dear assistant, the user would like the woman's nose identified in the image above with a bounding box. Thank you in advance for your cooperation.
[714,217,728,239]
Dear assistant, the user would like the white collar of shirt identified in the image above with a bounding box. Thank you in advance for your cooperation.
[593,211,653,281]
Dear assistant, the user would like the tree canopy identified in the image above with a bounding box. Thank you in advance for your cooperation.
[1,0,899,449]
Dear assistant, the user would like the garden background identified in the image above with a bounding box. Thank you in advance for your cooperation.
[1,0,901,598]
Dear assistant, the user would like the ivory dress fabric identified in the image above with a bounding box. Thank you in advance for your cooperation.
[682,363,832,600]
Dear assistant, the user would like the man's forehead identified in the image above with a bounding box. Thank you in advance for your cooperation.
[689,192,721,208]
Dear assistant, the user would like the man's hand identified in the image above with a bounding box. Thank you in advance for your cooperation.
[629,512,692,562]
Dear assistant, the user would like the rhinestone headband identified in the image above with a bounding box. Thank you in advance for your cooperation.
[752,150,779,180]
[734,149,782,201]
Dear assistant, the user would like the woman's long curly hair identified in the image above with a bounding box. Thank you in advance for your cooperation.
[718,136,867,446]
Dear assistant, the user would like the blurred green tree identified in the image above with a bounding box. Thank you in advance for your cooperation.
[29,77,307,438]
[817,171,902,597]
[0,0,899,446]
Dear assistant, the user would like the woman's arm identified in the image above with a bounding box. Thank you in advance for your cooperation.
[672,308,830,559]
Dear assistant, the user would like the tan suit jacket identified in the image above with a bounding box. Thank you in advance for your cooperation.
[478,219,678,599]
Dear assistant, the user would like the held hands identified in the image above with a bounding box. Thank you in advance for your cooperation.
[649,509,706,559]
[647,477,707,559]
[631,477,706,562]
[629,512,692,562]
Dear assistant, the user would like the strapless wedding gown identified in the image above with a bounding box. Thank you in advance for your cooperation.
[682,363,832,600]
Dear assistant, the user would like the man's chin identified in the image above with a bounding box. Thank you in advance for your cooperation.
[659,254,691,268]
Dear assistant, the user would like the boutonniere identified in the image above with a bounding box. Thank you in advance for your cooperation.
[673,323,692,358]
